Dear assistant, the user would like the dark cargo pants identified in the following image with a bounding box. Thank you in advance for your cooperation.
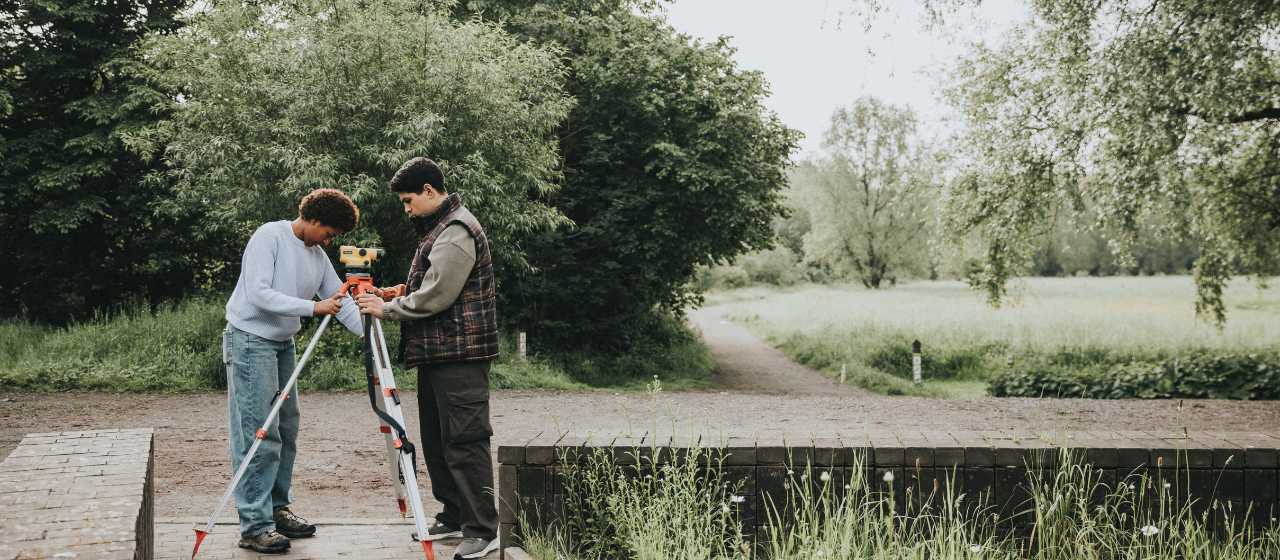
[417,361,498,540]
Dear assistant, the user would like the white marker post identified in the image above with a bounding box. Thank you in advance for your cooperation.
[912,340,922,384]
[518,331,527,361]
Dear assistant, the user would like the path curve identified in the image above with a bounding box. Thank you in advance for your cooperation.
[688,306,874,397]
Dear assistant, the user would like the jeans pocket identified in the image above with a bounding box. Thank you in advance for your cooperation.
[445,387,493,443]
[222,328,232,364]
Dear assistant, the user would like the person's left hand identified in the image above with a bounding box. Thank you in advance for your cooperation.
[356,292,385,319]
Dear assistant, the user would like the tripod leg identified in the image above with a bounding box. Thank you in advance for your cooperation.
[374,376,409,516]
[369,318,433,558]
[193,314,334,558]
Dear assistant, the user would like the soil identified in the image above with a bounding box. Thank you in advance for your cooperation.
[3,305,1278,519]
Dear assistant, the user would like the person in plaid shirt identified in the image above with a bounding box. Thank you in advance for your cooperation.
[356,157,500,559]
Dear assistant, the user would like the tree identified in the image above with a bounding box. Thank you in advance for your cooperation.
[130,0,573,285]
[792,98,931,288]
[926,0,1280,322]
[452,0,800,350]
[1,0,213,323]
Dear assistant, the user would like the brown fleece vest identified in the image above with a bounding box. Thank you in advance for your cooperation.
[396,193,499,367]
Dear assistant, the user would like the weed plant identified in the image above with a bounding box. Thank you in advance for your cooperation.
[528,444,1280,560]
[524,381,747,560]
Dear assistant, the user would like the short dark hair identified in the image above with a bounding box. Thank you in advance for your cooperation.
[298,188,359,233]
[389,157,446,195]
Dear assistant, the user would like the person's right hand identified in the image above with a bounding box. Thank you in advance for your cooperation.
[313,294,343,316]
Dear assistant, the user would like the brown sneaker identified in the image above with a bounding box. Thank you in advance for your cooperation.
[273,507,317,538]
[238,529,290,553]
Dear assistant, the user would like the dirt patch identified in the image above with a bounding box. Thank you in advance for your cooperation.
[2,310,1278,518]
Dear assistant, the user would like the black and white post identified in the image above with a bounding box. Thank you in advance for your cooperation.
[912,340,922,384]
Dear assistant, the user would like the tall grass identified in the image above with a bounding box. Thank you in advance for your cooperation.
[527,443,1280,560]
[0,296,715,392]
[0,299,226,391]
[710,277,1280,397]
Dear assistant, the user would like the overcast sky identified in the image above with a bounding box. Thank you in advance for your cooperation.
[659,0,1028,158]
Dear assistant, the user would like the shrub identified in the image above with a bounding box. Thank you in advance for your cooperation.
[988,351,1280,399]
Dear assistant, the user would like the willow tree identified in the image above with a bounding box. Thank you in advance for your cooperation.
[913,0,1280,323]
[793,98,932,288]
[129,0,573,282]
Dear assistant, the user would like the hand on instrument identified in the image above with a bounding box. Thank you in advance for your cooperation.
[313,293,344,316]
[356,292,385,319]
[377,284,406,302]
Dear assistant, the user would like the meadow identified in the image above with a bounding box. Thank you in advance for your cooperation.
[707,276,1280,398]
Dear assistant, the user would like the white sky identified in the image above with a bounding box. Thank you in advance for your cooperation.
[659,0,1028,158]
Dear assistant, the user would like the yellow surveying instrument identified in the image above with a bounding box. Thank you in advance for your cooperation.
[193,247,436,559]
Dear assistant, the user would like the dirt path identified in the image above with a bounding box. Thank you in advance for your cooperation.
[3,308,1279,518]
[687,306,874,396]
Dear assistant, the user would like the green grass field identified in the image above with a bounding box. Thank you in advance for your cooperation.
[707,276,1280,397]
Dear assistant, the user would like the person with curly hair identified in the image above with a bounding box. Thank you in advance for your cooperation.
[222,188,364,553]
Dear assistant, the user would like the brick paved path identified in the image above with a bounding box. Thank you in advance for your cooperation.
[155,518,500,559]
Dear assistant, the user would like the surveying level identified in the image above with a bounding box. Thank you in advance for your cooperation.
[339,245,382,270]
[194,247,436,559]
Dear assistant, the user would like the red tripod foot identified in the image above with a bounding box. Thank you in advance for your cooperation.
[192,529,210,558]
[398,497,407,518]
[421,539,434,558]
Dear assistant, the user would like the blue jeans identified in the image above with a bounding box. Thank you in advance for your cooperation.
[224,324,300,537]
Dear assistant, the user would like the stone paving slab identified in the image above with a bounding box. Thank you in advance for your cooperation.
[157,522,501,560]
[0,428,154,560]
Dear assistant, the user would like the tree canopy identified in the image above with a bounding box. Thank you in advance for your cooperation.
[1,0,211,323]
[930,0,1280,322]
[129,0,573,283]
[793,98,932,289]
[452,0,800,350]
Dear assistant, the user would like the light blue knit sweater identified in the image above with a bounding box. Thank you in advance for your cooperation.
[225,220,363,341]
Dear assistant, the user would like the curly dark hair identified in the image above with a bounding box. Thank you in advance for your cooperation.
[388,157,446,195]
[298,188,359,233]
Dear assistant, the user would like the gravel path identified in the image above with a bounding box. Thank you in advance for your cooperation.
[2,306,1278,518]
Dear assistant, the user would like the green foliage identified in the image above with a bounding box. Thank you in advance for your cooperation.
[0,299,226,391]
[693,247,805,291]
[130,0,573,284]
[930,0,1280,322]
[792,98,933,289]
[452,0,800,351]
[550,448,743,560]
[988,351,1280,400]
[0,295,708,392]
[1025,210,1200,278]
[529,438,1280,559]
[1,0,227,324]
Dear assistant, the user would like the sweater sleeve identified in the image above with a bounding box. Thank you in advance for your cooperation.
[384,224,476,321]
[243,229,317,318]
[318,255,365,336]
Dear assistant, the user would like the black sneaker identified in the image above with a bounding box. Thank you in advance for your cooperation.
[453,537,499,559]
[411,521,463,541]
[238,529,290,553]
[273,507,317,538]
